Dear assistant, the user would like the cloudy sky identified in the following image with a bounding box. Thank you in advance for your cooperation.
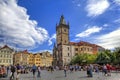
[0,0,120,53]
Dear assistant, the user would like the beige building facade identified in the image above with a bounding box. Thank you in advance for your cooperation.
[0,45,53,67]
[40,51,53,67]
[0,45,15,66]
[14,50,29,66]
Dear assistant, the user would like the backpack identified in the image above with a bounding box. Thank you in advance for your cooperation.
[11,66,16,72]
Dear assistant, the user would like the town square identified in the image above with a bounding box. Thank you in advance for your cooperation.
[0,0,120,80]
[1,69,120,80]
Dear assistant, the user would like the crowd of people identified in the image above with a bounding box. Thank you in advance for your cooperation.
[63,64,120,77]
[0,64,30,80]
[0,63,120,79]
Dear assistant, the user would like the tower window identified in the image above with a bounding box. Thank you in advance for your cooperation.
[68,47,69,50]
[65,40,66,43]
[75,48,78,51]
[68,53,69,56]
[64,29,66,32]
[87,48,89,51]
[81,48,83,51]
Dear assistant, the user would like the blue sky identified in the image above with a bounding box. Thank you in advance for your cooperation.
[0,0,120,53]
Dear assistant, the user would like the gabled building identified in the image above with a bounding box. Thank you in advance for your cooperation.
[40,51,53,67]
[0,45,15,66]
[28,53,34,66]
[53,15,105,66]
[33,53,42,66]
[14,50,29,66]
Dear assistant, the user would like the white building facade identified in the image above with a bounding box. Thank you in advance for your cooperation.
[0,45,15,66]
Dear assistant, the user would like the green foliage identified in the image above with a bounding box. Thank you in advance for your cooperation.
[95,52,111,64]
[70,53,97,65]
[113,47,120,64]
[95,48,120,64]
[70,47,120,65]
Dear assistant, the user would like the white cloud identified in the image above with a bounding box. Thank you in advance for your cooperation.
[48,34,56,46]
[114,0,120,5]
[96,28,120,49]
[72,0,81,7]
[76,26,102,37]
[0,0,49,49]
[37,49,53,54]
[86,0,110,17]
[103,24,109,27]
[114,18,120,23]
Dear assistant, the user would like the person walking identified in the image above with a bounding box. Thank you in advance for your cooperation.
[103,64,107,76]
[16,64,21,80]
[10,65,16,80]
[32,64,37,78]
[37,65,41,78]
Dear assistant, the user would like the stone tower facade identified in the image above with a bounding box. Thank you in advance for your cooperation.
[56,15,69,45]
[55,15,70,66]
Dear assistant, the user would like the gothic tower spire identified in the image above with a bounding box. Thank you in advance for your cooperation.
[59,15,66,25]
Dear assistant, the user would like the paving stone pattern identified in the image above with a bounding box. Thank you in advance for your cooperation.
[1,70,120,80]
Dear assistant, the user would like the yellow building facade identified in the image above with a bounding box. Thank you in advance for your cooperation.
[14,50,53,67]
[34,54,42,66]
[28,53,34,66]
[28,53,41,66]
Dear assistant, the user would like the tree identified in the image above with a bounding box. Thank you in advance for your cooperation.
[70,53,97,65]
[95,52,111,64]
[114,47,120,64]
[87,54,97,64]
[104,50,116,63]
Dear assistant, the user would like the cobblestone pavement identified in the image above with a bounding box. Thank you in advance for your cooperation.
[1,70,120,80]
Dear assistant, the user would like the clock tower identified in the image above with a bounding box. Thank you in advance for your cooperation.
[56,15,69,66]
[56,15,69,45]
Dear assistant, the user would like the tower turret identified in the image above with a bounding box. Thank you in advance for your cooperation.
[59,15,66,25]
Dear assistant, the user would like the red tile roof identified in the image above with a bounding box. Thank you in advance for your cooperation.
[70,41,103,48]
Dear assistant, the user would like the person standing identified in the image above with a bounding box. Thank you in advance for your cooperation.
[32,64,37,78]
[6,66,9,77]
[64,65,67,77]
[103,64,107,76]
[70,65,73,73]
[89,64,93,77]
[37,65,41,78]
[106,64,111,76]
[1,65,7,78]
[10,65,16,80]
[0,66,2,78]
[87,64,93,77]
